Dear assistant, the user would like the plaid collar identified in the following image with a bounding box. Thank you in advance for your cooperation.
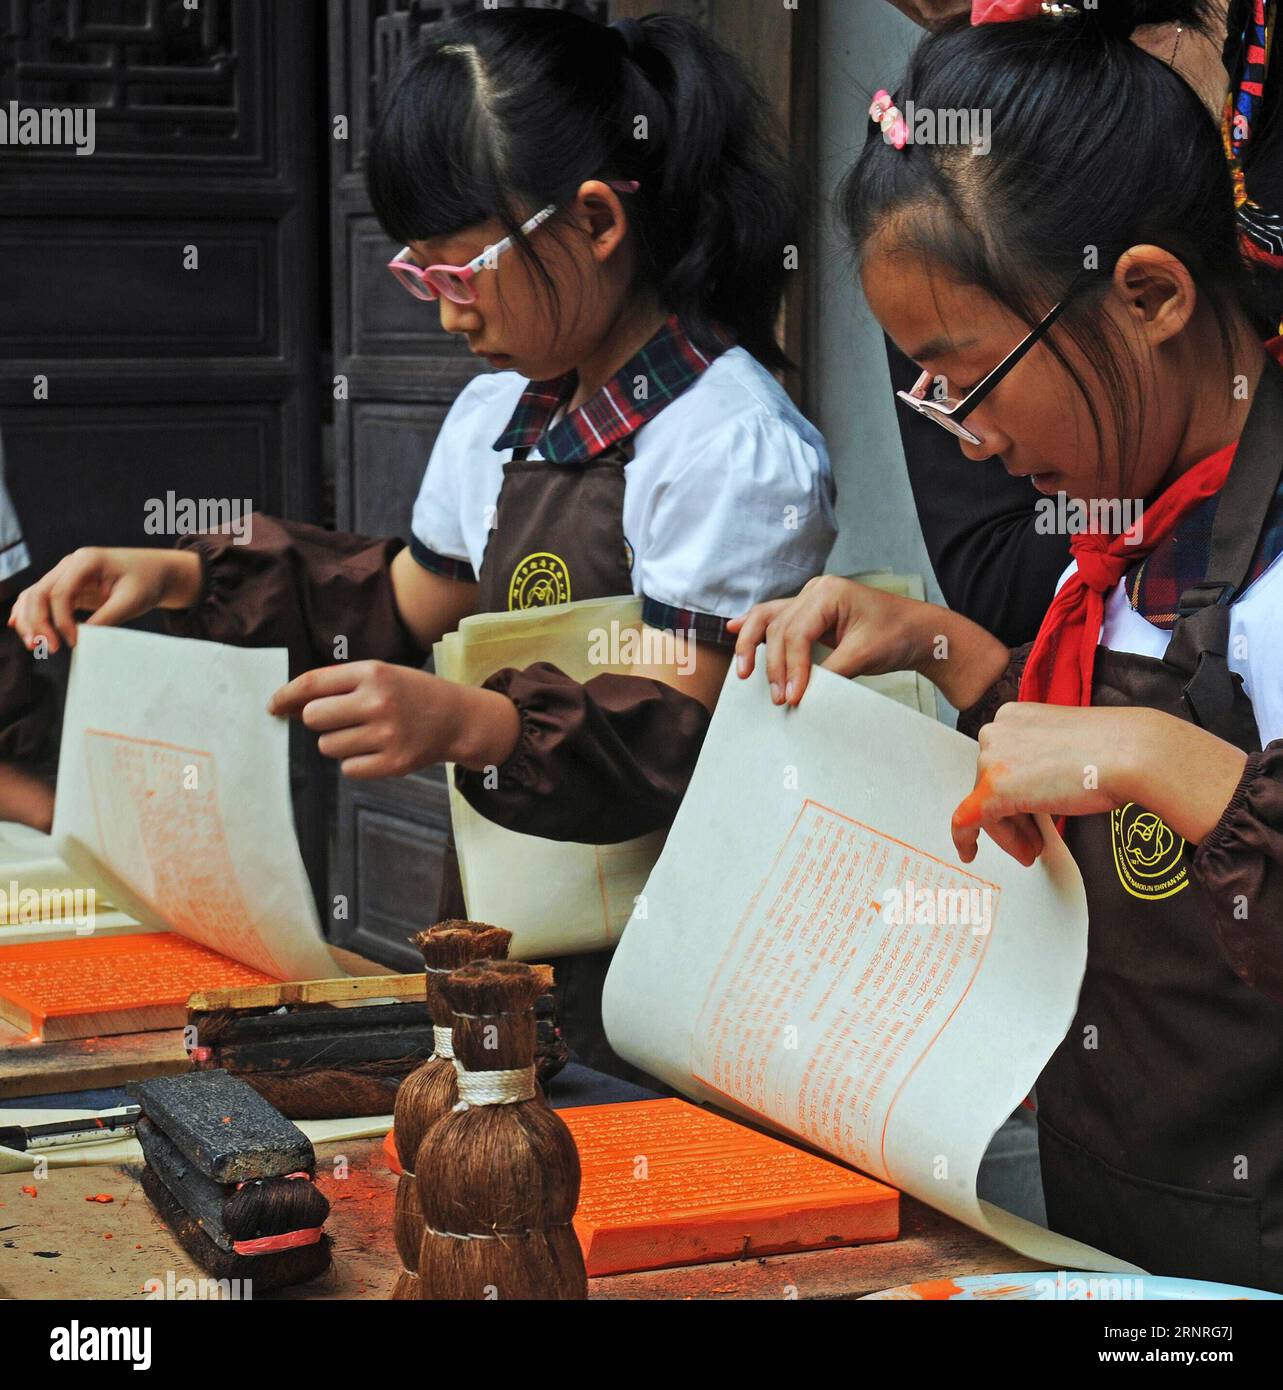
[493,314,732,464]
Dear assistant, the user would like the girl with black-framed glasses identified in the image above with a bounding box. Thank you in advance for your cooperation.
[735,0,1283,1293]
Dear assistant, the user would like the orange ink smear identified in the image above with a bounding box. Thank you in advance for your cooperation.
[907,1278,967,1299]
[953,767,1004,830]
[20,1186,37,1197]
[85,1194,114,1204]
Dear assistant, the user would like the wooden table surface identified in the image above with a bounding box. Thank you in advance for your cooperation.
[0,1134,1052,1301]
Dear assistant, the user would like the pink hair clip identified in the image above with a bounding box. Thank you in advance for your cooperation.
[870,89,909,151]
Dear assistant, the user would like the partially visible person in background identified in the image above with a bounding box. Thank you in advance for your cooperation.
[0,430,56,831]
[881,1,1279,648]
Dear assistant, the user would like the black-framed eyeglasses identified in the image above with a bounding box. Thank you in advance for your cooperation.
[895,275,1092,448]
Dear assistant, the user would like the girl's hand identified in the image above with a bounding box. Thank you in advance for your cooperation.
[269,662,521,780]
[950,704,1123,868]
[9,547,202,654]
[0,763,54,833]
[950,706,1251,867]
[728,575,1010,711]
[950,704,1250,867]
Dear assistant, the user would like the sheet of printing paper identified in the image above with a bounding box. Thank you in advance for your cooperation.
[0,822,143,943]
[603,664,1140,1273]
[434,596,665,959]
[52,627,338,981]
[0,1107,394,1174]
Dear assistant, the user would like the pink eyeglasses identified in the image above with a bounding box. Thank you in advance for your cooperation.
[387,181,641,305]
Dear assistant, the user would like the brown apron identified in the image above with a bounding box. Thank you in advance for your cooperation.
[439,436,661,1085]
[1036,356,1283,1291]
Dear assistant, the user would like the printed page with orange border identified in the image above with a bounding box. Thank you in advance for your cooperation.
[50,627,338,981]
[604,664,1141,1274]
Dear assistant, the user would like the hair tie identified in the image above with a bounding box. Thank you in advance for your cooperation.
[972,0,1077,19]
[870,90,909,151]
[611,17,646,58]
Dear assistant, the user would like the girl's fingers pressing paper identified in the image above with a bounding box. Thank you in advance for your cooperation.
[731,600,788,679]
[269,664,363,717]
[780,611,817,706]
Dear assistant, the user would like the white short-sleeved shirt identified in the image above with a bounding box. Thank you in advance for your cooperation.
[1053,555,1283,746]
[410,346,837,633]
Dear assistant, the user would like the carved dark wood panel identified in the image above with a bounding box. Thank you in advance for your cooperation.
[0,0,269,167]
[345,402,443,538]
[1,403,279,570]
[0,0,327,910]
[341,780,452,972]
[0,219,278,359]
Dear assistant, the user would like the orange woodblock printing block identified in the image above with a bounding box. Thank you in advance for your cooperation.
[559,1098,899,1276]
[0,933,275,1041]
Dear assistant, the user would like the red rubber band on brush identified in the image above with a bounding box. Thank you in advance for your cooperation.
[228,1172,323,1253]
[231,1226,325,1256]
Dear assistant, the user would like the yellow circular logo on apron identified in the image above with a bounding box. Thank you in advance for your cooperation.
[1110,803,1189,901]
[508,552,571,610]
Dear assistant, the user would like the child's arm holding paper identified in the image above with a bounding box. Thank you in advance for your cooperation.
[9,519,477,667]
[732,577,1249,870]
[729,574,1011,713]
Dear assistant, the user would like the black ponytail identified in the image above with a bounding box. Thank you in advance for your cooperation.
[1084,0,1215,37]
[367,9,798,371]
[841,0,1250,489]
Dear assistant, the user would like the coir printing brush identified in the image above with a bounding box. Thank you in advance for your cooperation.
[129,1069,332,1291]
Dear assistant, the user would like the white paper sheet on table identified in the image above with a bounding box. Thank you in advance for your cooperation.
[0,1107,393,1174]
[0,821,144,943]
[603,663,1142,1273]
[50,627,338,981]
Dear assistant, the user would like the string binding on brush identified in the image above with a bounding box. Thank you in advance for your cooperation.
[432,1025,454,1060]
[424,1221,573,1241]
[453,1065,536,1111]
